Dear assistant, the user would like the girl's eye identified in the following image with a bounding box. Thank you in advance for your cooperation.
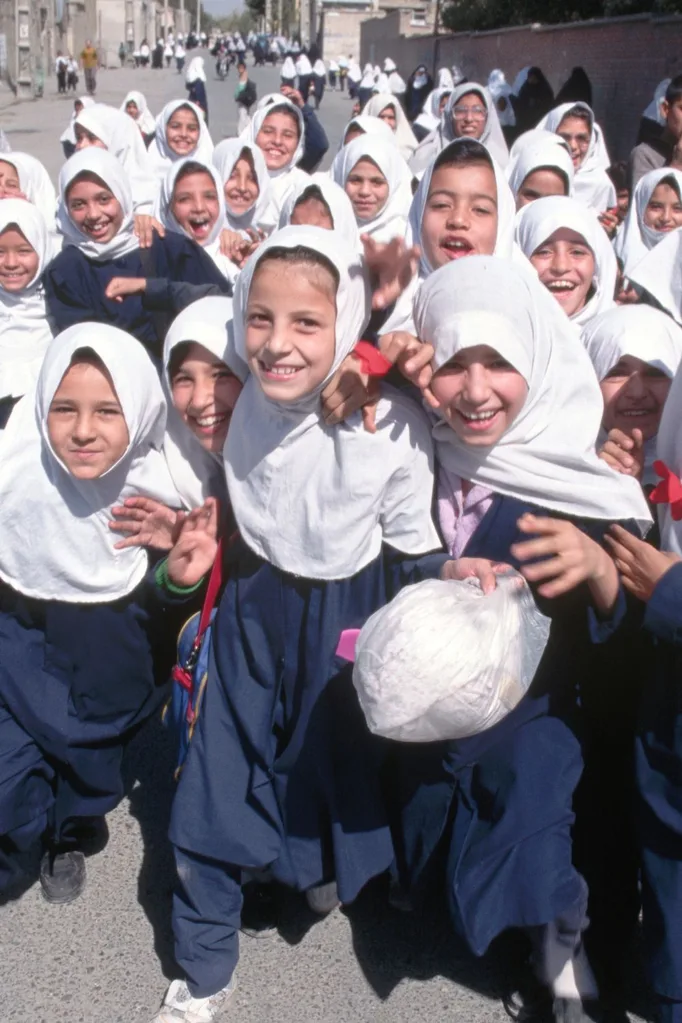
[571,248,591,258]
[248,312,270,325]
[297,318,319,329]
[490,359,513,371]
[473,205,493,216]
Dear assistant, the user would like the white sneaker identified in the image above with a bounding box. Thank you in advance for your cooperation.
[148,978,236,1023]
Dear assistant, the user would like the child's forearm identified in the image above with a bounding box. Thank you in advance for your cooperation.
[587,550,620,617]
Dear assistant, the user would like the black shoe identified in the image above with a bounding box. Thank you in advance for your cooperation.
[240,882,278,938]
[39,849,86,904]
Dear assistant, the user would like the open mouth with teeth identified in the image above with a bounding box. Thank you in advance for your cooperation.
[0,269,30,285]
[545,279,579,304]
[85,219,113,240]
[455,407,502,431]
[440,236,474,260]
[187,215,212,241]
[188,411,230,437]
[259,361,304,381]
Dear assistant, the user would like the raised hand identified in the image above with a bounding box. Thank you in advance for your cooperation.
[598,427,644,480]
[167,498,220,588]
[133,214,165,249]
[362,235,420,311]
[105,276,147,302]
[606,524,681,601]
[109,496,180,551]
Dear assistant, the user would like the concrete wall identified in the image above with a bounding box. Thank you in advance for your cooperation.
[320,7,372,60]
[360,12,682,159]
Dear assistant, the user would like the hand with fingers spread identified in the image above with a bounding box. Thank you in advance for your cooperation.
[511,513,619,612]
[605,524,681,601]
[362,235,420,311]
[598,427,644,479]
[105,276,147,302]
[109,496,180,551]
[133,214,164,249]
[379,332,437,406]
[441,557,513,595]
[167,498,220,588]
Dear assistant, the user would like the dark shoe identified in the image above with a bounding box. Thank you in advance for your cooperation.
[553,998,599,1023]
[71,815,109,856]
[39,849,86,904]
[240,882,278,938]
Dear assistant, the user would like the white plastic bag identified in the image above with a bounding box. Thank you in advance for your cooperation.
[352,572,551,742]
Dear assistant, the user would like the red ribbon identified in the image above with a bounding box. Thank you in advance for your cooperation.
[353,341,392,378]
[650,460,682,520]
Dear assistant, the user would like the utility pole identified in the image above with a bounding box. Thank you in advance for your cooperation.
[265,0,272,34]
[163,0,168,38]
[196,0,201,35]
[179,0,185,36]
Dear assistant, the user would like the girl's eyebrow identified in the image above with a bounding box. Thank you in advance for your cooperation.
[428,188,497,205]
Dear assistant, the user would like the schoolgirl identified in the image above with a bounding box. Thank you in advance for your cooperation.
[147,100,214,178]
[410,81,509,178]
[0,151,58,229]
[60,94,94,159]
[150,226,443,1023]
[74,103,156,213]
[412,86,452,143]
[0,322,180,903]
[357,62,375,108]
[45,149,229,356]
[629,224,682,324]
[331,135,412,243]
[0,199,53,425]
[185,58,208,123]
[394,255,651,1023]
[614,167,682,277]
[360,93,419,160]
[243,97,308,215]
[506,132,575,208]
[154,157,239,284]
[338,113,395,149]
[212,138,274,234]
[277,173,361,249]
[537,102,616,213]
[404,64,433,121]
[515,195,617,329]
[279,54,296,88]
[121,90,157,146]
[294,51,313,101]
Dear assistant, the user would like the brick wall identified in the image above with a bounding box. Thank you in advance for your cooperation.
[360,12,682,159]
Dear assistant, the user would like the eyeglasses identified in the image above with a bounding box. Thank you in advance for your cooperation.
[453,105,487,119]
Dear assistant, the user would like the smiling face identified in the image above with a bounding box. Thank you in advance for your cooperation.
[431,344,528,447]
[170,170,220,244]
[644,181,682,233]
[224,152,259,215]
[245,257,337,403]
[530,228,595,318]
[378,104,397,131]
[556,114,591,169]
[451,91,487,140]
[66,174,124,244]
[170,342,243,453]
[75,124,106,150]
[600,354,671,442]
[47,356,130,479]
[516,167,568,209]
[0,226,40,291]
[344,157,389,223]
[421,161,498,267]
[0,160,22,198]
[291,194,334,229]
[256,109,300,171]
[166,106,200,156]
[125,100,140,119]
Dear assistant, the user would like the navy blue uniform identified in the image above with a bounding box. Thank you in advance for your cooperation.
[169,539,445,998]
[44,233,230,359]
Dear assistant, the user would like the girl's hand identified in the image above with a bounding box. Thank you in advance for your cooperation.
[598,427,644,479]
[379,332,437,405]
[219,228,249,261]
[511,513,618,611]
[606,523,681,601]
[167,498,219,588]
[362,235,420,311]
[441,557,513,595]
[105,276,147,302]
[134,214,164,248]
[321,355,379,433]
[598,207,620,237]
[109,497,179,551]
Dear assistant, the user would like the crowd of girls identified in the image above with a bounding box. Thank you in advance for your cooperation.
[4,54,682,1023]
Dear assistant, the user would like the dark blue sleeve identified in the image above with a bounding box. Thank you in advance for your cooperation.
[43,251,100,333]
[158,234,232,293]
[298,106,329,173]
[143,279,228,313]
[643,562,682,645]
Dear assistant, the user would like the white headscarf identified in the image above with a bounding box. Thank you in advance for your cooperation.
[410,82,509,177]
[313,59,326,77]
[487,69,516,128]
[414,256,652,531]
[437,68,454,90]
[347,62,362,84]
[147,99,214,176]
[374,73,391,95]
[0,323,180,601]
[162,297,247,508]
[408,138,516,277]
[153,157,236,282]
[74,103,156,213]
[331,135,412,243]
[185,56,206,83]
[582,304,682,486]
[414,88,452,135]
[361,94,418,161]
[57,148,140,262]
[614,167,682,277]
[515,195,617,329]
[295,53,312,76]
[278,173,361,250]
[212,138,274,232]
[281,55,296,79]
[225,225,440,579]
[338,114,395,150]
[629,229,682,325]
[120,89,156,136]
[2,151,58,229]
[509,128,571,162]
[360,63,375,89]
[60,95,95,146]
[506,134,574,202]
[643,79,671,124]
[388,70,407,96]
[536,102,616,213]
[244,98,307,211]
[0,199,53,400]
